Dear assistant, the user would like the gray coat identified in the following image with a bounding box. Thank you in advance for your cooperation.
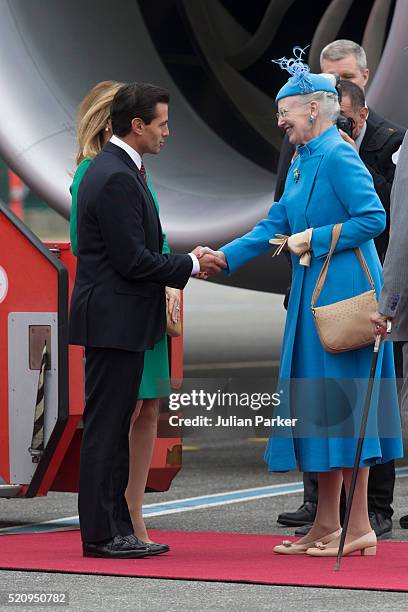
[378,132,408,340]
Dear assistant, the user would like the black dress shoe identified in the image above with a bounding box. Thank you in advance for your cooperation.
[294,523,313,536]
[125,535,169,556]
[122,534,147,547]
[277,502,317,527]
[400,514,408,529]
[368,511,392,539]
[144,543,170,556]
[83,534,151,558]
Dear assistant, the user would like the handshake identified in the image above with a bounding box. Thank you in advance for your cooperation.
[191,246,227,279]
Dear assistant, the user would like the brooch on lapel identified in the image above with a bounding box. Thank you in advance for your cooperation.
[293,167,300,183]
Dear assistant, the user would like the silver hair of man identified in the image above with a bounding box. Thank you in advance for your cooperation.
[320,39,367,73]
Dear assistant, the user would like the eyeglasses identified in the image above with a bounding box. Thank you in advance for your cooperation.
[275,101,311,121]
[275,108,290,120]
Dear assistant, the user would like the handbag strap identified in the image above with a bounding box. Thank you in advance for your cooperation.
[311,223,375,309]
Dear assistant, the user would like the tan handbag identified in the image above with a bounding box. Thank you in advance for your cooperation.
[311,224,378,353]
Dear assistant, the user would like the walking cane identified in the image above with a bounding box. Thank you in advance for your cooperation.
[334,321,391,571]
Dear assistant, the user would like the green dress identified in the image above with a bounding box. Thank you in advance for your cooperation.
[70,157,171,399]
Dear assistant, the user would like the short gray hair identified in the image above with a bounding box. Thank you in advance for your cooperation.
[294,90,340,124]
[292,73,340,123]
[320,39,367,73]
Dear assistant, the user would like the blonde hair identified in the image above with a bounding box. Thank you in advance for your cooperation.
[76,80,124,165]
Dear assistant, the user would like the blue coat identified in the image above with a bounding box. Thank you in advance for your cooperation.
[221,126,402,472]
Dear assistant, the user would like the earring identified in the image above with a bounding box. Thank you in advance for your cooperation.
[310,115,314,124]
[105,126,109,132]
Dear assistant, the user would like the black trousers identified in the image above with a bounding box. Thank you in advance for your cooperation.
[79,347,144,543]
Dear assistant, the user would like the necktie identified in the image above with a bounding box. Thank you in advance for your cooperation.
[139,162,148,185]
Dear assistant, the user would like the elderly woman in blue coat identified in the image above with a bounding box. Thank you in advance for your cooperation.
[213,54,403,557]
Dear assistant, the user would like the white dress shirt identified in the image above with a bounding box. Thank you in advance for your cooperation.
[354,121,367,153]
[109,135,199,275]
[392,145,401,165]
[110,134,142,169]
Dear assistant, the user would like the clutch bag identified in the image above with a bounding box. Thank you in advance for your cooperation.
[311,224,378,353]
[166,304,182,338]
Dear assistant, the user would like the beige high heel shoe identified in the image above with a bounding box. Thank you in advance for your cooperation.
[306,529,377,557]
[273,528,342,555]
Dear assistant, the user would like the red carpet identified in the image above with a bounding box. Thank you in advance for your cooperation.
[0,530,407,591]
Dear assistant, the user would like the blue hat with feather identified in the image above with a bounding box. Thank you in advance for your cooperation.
[274,46,338,102]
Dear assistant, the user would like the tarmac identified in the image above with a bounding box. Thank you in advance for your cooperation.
[1,428,408,611]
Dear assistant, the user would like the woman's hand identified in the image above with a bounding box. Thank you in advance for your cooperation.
[166,287,181,323]
[270,229,313,266]
[287,228,313,257]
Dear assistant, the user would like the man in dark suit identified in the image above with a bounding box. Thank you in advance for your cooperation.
[275,40,405,539]
[69,82,225,558]
[337,80,404,263]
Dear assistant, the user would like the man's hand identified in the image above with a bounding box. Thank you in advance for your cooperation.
[370,311,393,339]
[191,246,227,279]
[339,129,357,151]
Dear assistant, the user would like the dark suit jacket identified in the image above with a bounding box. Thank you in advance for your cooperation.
[359,109,405,261]
[275,110,405,308]
[69,142,192,352]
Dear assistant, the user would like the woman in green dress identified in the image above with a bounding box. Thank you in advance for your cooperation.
[71,81,180,545]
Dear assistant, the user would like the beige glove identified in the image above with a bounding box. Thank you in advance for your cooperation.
[269,228,313,266]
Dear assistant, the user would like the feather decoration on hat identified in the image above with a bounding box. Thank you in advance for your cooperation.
[273,46,314,94]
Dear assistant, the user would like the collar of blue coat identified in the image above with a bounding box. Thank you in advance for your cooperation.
[276,73,337,102]
[296,125,340,157]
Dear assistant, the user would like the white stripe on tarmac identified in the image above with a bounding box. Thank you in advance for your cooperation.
[0,481,303,535]
[1,466,408,536]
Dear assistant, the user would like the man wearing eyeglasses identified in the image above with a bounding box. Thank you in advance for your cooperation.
[276,40,405,541]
